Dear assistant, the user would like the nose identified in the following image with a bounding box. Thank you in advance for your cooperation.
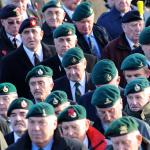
[34,124,40,131]
[16,114,22,120]
[105,112,111,122]
[67,128,74,137]
[70,68,75,75]
[34,83,40,90]
[132,98,138,105]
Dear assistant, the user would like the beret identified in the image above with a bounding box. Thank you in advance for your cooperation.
[139,27,150,45]
[121,53,147,70]
[122,10,143,23]
[0,82,17,95]
[91,59,117,85]
[26,65,53,83]
[72,2,94,21]
[7,97,33,117]
[53,23,76,38]
[26,102,55,118]
[19,17,39,34]
[91,85,121,108]
[0,4,21,19]
[105,116,139,138]
[124,77,150,96]
[62,47,85,68]
[58,105,86,123]
[45,90,68,107]
[42,0,62,12]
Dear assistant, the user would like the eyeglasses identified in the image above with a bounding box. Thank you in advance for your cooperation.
[7,20,21,25]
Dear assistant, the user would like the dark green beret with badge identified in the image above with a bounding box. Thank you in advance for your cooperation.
[26,65,53,83]
[139,27,150,45]
[91,59,117,85]
[45,90,68,107]
[58,105,86,123]
[105,116,139,138]
[124,77,150,96]
[62,47,85,68]
[26,102,55,118]
[72,2,94,21]
[0,4,21,19]
[0,82,17,95]
[121,53,147,70]
[91,84,121,108]
[42,0,62,13]
[7,97,33,117]
[53,23,76,38]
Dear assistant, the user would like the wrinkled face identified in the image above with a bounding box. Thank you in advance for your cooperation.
[55,102,70,115]
[21,27,43,52]
[96,100,122,124]
[1,16,23,36]
[54,35,77,57]
[43,7,65,28]
[124,68,149,83]
[65,59,87,82]
[142,44,150,61]
[114,0,131,13]
[61,119,89,141]
[74,14,94,35]
[28,116,57,147]
[122,20,144,43]
[111,132,142,150]
[63,0,81,10]
[10,109,28,135]
[0,94,18,118]
[29,77,54,102]
[127,91,150,112]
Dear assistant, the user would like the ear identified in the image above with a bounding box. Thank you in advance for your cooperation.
[116,76,120,85]
[1,19,5,26]
[136,134,142,146]
[40,29,44,39]
[85,119,90,132]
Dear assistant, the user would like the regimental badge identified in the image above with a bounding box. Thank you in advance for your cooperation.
[56,2,61,7]
[53,98,59,105]
[3,86,8,93]
[72,57,77,64]
[68,30,72,35]
[42,109,47,117]
[89,8,93,14]
[105,74,112,82]
[138,61,144,68]
[120,126,128,134]
[37,69,43,75]
[134,84,141,92]
[30,19,37,27]
[13,7,20,16]
[21,100,28,108]
[104,98,112,105]
[68,108,77,118]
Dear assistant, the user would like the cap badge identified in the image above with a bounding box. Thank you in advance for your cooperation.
[104,98,112,105]
[68,108,77,118]
[13,7,20,16]
[105,74,112,82]
[42,109,47,117]
[21,100,28,108]
[53,98,59,105]
[139,61,144,68]
[37,69,43,75]
[72,57,77,63]
[3,86,8,93]
[134,84,141,92]
[30,19,37,27]
[120,126,128,134]
[68,30,72,35]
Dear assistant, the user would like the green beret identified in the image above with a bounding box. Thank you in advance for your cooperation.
[7,97,33,117]
[139,27,150,45]
[91,85,121,108]
[45,90,68,107]
[0,82,17,95]
[105,116,139,138]
[26,65,53,83]
[91,59,117,85]
[58,105,86,123]
[121,53,147,71]
[62,47,85,68]
[26,102,55,118]
[124,77,150,96]
[72,2,94,21]
[42,0,62,12]
[53,23,76,38]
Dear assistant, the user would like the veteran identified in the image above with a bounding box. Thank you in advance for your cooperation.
[5,97,33,145]
[58,104,107,150]
[6,102,86,150]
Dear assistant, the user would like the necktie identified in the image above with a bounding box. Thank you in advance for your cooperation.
[88,35,101,59]
[74,82,81,102]
[34,53,40,66]
[12,38,17,49]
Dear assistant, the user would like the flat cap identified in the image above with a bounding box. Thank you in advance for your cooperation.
[139,27,150,45]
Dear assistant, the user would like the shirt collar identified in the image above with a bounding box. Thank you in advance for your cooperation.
[58,55,63,63]
[6,33,22,43]
[83,135,89,149]
[125,35,138,50]
[14,132,21,143]
[62,5,74,19]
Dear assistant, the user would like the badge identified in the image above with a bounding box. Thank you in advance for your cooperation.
[138,61,144,68]
[42,109,46,117]
[105,74,112,82]
[2,86,8,93]
[13,7,20,16]
[68,30,72,35]
[68,109,77,118]
[21,100,28,108]
[53,98,59,105]
[37,69,43,75]
[120,126,128,134]
[30,19,37,27]
[134,84,141,92]
[72,57,77,64]
[104,98,112,105]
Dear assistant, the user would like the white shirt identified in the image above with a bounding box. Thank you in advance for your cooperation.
[69,72,86,101]
[83,135,89,149]
[14,132,21,143]
[23,45,43,66]
[62,5,74,19]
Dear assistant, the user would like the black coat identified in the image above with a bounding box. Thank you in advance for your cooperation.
[63,12,73,23]
[6,131,86,150]
[76,24,110,55]
[53,72,95,101]
[41,53,97,80]
[5,132,14,146]
[0,43,56,98]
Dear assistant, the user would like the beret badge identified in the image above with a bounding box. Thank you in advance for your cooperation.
[3,86,8,93]
[30,19,37,27]
[120,126,128,134]
[13,7,20,16]
[134,84,141,92]
[37,69,43,75]
[72,57,77,64]
[104,98,112,105]
[42,109,47,117]
[68,30,72,35]
[105,74,112,82]
[139,62,144,67]
[53,98,59,105]
[68,109,77,118]
[21,100,28,108]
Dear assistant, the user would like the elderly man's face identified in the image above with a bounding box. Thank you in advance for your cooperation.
[74,14,94,35]
[29,77,54,102]
[43,7,65,28]
[65,59,87,82]
[122,20,144,44]
[28,115,57,147]
[63,0,81,10]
